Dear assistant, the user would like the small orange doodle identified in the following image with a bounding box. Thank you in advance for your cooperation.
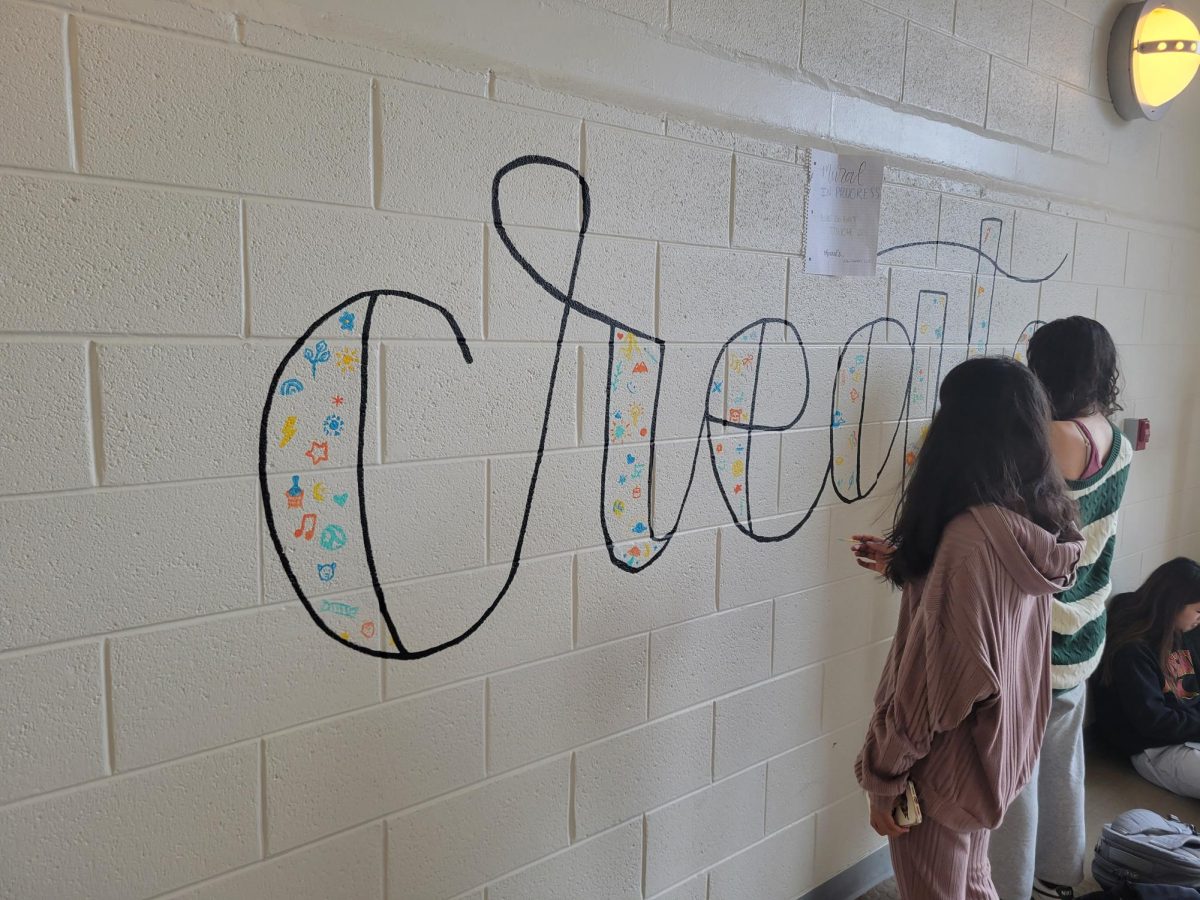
[305,441,330,465]
[361,621,376,639]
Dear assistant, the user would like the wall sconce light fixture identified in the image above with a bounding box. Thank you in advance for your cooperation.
[1109,1,1200,120]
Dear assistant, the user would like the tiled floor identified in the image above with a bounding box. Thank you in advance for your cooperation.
[856,733,1200,898]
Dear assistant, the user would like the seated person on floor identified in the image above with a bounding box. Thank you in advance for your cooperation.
[1093,558,1200,798]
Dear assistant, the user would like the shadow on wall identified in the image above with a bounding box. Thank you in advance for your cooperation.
[258,154,1067,660]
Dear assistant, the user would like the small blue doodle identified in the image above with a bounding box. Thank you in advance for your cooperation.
[304,340,331,378]
[319,524,348,551]
[832,410,846,427]
[631,522,648,535]
[317,562,337,582]
[323,414,345,437]
[279,378,304,396]
[711,381,723,394]
[320,599,358,618]
[625,454,636,465]
[339,311,356,332]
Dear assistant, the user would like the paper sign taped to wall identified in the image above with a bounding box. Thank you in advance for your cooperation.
[805,149,883,276]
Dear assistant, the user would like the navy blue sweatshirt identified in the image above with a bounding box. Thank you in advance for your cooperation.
[1093,641,1200,756]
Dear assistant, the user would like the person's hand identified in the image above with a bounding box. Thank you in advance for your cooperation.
[868,792,909,838]
[851,534,894,575]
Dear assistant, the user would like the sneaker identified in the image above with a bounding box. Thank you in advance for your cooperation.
[1032,879,1075,899]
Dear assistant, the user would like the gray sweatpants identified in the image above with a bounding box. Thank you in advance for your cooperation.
[988,683,1088,899]
[1133,743,1200,798]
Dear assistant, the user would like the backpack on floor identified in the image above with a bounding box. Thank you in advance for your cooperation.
[1093,809,1200,891]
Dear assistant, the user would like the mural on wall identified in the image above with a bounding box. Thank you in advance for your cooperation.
[259,155,1066,660]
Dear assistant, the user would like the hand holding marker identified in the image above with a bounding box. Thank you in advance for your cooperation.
[848,534,893,575]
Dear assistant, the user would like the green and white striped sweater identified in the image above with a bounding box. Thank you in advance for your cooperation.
[1051,423,1133,691]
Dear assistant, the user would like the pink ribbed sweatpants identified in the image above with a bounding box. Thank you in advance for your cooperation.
[890,818,999,900]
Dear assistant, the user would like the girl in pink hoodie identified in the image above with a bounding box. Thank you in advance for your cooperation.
[856,357,1084,899]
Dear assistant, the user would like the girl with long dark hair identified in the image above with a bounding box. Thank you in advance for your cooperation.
[1094,558,1200,797]
[856,356,1083,900]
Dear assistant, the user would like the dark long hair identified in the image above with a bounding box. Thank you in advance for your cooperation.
[1027,316,1122,419]
[1100,558,1200,689]
[884,356,1077,587]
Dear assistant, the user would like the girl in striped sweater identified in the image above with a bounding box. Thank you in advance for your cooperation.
[987,317,1132,900]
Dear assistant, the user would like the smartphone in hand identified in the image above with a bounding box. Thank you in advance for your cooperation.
[893,781,922,827]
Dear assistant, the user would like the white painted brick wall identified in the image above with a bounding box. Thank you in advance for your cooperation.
[574,705,713,838]
[0,4,69,170]
[2,0,1198,897]
[1,177,242,334]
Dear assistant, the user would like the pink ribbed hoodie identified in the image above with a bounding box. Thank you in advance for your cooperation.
[855,505,1083,832]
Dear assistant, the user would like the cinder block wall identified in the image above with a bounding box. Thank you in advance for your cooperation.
[1,0,1198,898]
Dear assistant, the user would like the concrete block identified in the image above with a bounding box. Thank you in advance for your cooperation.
[383,556,572,699]
[0,3,69,170]
[247,202,482,341]
[766,721,865,830]
[574,705,713,838]
[0,744,258,900]
[1126,230,1173,291]
[788,271,889,343]
[733,155,807,254]
[0,176,240,335]
[709,817,817,900]
[936,195,1015,274]
[649,602,772,715]
[814,792,888,884]
[0,479,257,651]
[489,820,642,900]
[489,447,601,561]
[488,635,648,772]
[0,643,103,805]
[774,575,894,673]
[1054,85,1112,164]
[585,124,731,245]
[1095,286,1145,346]
[713,666,823,777]
[77,21,369,202]
[877,183,940,268]
[0,343,89,494]
[1040,282,1097,321]
[804,0,906,100]
[109,603,379,770]
[644,766,766,894]
[1074,222,1129,287]
[672,0,802,67]
[380,80,579,227]
[1029,0,1094,87]
[904,26,990,125]
[168,823,383,900]
[1012,209,1076,282]
[384,341,577,461]
[985,58,1057,148]
[718,507,832,606]
[488,224,656,340]
[386,757,569,900]
[576,529,717,647]
[822,640,892,731]
[660,244,787,342]
[266,682,484,852]
[954,0,1032,61]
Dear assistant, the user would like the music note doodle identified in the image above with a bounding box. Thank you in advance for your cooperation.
[294,513,317,540]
